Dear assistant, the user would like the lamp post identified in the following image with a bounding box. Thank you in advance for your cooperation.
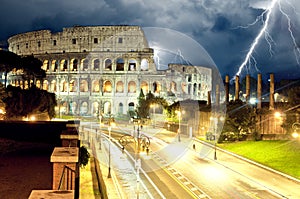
[107,116,115,178]
[210,115,225,160]
[150,104,156,128]
[292,122,300,139]
[99,113,102,150]
[175,110,181,142]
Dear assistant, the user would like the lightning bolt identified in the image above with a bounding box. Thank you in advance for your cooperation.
[235,0,300,78]
[235,0,277,78]
[278,0,300,65]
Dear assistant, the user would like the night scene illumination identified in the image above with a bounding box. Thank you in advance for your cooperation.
[0,1,300,199]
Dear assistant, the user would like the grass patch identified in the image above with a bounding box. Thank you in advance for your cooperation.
[218,140,300,179]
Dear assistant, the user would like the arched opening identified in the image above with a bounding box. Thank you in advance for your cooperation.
[153,81,161,93]
[80,80,88,92]
[43,80,49,91]
[103,101,111,115]
[50,80,56,92]
[105,59,112,70]
[61,101,68,114]
[80,102,88,115]
[93,59,100,71]
[82,59,89,71]
[70,80,76,92]
[103,80,112,93]
[128,102,135,112]
[71,59,78,71]
[141,59,149,71]
[60,60,68,71]
[128,81,136,93]
[116,58,124,71]
[193,83,197,95]
[171,81,177,92]
[61,80,67,92]
[128,59,137,71]
[52,60,58,72]
[116,81,124,93]
[70,102,77,115]
[92,80,100,92]
[43,60,49,71]
[36,80,41,89]
[92,102,99,117]
[141,81,149,94]
[24,81,29,89]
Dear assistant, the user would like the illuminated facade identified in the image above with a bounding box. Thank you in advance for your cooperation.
[8,25,212,117]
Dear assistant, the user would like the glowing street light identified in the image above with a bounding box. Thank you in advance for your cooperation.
[107,117,116,178]
[175,110,183,142]
[292,122,300,139]
[99,112,102,150]
[210,115,225,160]
[150,104,156,128]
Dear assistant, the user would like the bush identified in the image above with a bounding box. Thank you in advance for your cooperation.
[218,132,238,143]
[79,146,90,168]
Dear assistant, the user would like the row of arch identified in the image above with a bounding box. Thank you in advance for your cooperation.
[58,100,135,116]
[42,57,150,72]
[11,78,208,96]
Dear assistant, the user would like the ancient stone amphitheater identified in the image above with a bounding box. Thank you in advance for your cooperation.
[8,25,211,118]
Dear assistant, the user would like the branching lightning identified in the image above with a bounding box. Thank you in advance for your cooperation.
[235,0,300,78]
[278,0,300,65]
[235,0,277,77]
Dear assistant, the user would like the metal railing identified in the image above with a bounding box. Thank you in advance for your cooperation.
[58,165,76,190]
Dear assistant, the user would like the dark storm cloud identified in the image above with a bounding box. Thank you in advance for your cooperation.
[0,0,299,79]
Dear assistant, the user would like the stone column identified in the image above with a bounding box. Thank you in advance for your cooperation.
[235,75,240,101]
[207,91,211,106]
[269,73,275,110]
[216,84,220,106]
[246,74,250,103]
[225,75,229,103]
[257,73,262,109]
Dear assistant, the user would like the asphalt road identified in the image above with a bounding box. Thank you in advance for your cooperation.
[81,123,300,199]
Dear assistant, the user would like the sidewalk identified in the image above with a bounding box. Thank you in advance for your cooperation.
[79,157,100,199]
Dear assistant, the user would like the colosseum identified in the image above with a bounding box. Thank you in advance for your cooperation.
[7,25,212,119]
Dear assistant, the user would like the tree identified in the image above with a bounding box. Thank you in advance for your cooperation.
[135,90,168,119]
[0,50,22,87]
[0,50,45,88]
[3,85,57,120]
[281,85,300,134]
[21,55,45,86]
[221,100,257,142]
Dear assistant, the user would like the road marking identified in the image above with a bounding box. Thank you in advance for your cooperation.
[151,152,211,199]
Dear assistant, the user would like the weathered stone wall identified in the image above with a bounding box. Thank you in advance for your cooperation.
[8,25,212,118]
[8,26,148,55]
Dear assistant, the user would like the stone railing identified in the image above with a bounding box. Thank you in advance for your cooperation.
[28,120,80,199]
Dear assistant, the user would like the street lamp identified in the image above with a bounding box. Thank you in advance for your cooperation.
[150,104,156,128]
[210,115,225,160]
[292,122,300,139]
[99,113,102,150]
[175,110,182,142]
[107,117,116,178]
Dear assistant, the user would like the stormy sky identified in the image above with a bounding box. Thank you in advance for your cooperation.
[1,0,300,81]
